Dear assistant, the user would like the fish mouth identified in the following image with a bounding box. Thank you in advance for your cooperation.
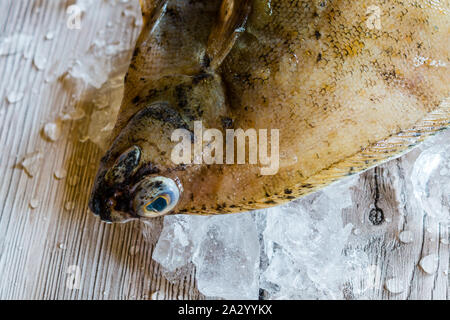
[89,150,162,223]
[89,168,159,223]
[89,169,137,223]
[89,152,181,223]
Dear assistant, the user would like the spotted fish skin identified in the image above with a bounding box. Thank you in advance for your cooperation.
[90,0,449,221]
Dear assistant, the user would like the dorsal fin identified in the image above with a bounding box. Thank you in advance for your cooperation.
[206,0,252,70]
[139,0,168,29]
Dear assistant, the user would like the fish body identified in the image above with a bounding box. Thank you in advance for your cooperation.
[89,0,450,222]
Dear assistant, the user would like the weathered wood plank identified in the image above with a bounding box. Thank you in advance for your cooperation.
[0,0,202,300]
[343,150,448,300]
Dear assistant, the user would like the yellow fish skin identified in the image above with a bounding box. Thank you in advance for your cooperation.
[89,0,449,222]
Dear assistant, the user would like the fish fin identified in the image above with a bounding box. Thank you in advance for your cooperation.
[253,99,450,210]
[206,0,252,70]
[221,99,450,215]
[139,0,168,28]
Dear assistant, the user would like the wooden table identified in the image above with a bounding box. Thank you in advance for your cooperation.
[0,0,447,300]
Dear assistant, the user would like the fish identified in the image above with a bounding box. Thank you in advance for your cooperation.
[89,0,450,222]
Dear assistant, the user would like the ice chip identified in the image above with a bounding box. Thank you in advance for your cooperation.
[192,214,260,300]
[419,254,439,274]
[20,152,43,177]
[45,32,55,40]
[411,129,450,223]
[54,169,67,180]
[151,175,362,299]
[6,91,24,104]
[29,198,40,209]
[261,177,358,299]
[86,75,124,150]
[43,122,61,142]
[63,59,108,92]
[385,278,404,294]
[33,55,47,70]
[153,215,199,272]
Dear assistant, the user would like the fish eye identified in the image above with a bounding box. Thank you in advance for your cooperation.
[133,176,180,218]
[145,195,170,213]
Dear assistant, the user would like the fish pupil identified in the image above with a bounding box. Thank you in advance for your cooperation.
[146,196,168,212]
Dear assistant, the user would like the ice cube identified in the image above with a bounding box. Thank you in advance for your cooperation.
[192,213,260,300]
[152,215,198,272]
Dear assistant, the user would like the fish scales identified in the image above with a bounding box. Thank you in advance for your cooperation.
[89,0,449,222]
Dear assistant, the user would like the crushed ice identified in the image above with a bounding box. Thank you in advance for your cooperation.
[151,177,362,300]
[29,198,40,210]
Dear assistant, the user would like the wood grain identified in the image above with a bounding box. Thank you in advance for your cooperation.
[0,0,447,300]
